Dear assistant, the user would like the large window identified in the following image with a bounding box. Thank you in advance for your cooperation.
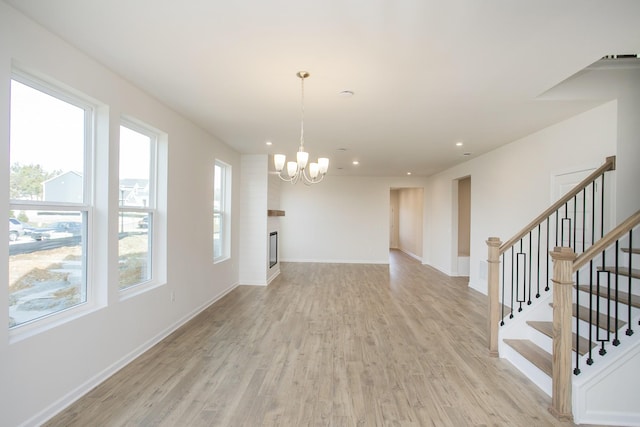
[118,122,157,290]
[213,160,231,262]
[9,74,93,328]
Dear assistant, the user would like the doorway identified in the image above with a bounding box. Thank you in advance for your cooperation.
[453,176,471,276]
[389,188,424,262]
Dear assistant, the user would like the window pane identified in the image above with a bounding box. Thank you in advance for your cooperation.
[119,212,151,289]
[9,210,86,327]
[118,123,155,290]
[119,126,151,208]
[10,80,85,203]
[213,161,230,262]
[213,164,222,260]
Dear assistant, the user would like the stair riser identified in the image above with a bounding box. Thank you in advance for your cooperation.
[527,326,553,354]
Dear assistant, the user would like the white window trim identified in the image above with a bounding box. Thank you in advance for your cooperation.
[118,117,166,297]
[8,69,99,338]
[214,159,231,263]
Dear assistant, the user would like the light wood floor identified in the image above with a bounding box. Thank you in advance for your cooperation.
[46,250,579,426]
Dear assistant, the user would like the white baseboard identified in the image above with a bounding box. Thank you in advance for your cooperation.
[280,258,389,264]
[22,281,239,427]
[398,248,423,262]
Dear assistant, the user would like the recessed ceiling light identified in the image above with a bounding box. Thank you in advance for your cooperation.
[339,90,354,97]
[456,142,464,147]
[352,160,359,165]
[407,172,412,175]
[266,141,272,146]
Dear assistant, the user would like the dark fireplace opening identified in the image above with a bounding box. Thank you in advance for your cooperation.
[269,231,278,268]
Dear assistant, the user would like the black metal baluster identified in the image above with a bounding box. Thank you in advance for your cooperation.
[517,240,525,313]
[536,223,541,298]
[561,217,572,248]
[556,209,560,247]
[582,188,587,253]
[563,203,570,247]
[613,240,620,346]
[546,219,550,292]
[501,252,505,326]
[573,195,577,251]
[600,174,605,241]
[575,269,581,375]
[528,232,532,305]
[628,229,635,334]
[592,181,596,247]
[510,247,514,319]
[587,257,594,365]
[597,270,609,356]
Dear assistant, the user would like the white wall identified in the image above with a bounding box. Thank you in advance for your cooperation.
[1,4,240,426]
[539,63,640,222]
[389,190,399,248]
[239,154,268,285]
[280,176,427,264]
[424,101,618,293]
[397,187,424,260]
[267,169,282,283]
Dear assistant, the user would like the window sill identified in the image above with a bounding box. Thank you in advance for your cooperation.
[9,300,105,345]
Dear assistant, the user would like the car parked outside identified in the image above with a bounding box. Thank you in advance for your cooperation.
[9,218,24,241]
[27,221,82,241]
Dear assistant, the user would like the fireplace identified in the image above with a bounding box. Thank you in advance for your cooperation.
[269,231,278,268]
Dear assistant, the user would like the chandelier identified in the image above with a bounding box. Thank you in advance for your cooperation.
[274,71,329,184]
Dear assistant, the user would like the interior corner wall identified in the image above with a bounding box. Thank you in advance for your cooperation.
[1,4,241,426]
[424,101,617,293]
[280,176,427,264]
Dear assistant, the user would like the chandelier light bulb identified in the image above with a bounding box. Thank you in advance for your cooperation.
[296,150,309,169]
[309,162,319,179]
[274,154,286,172]
[286,161,298,178]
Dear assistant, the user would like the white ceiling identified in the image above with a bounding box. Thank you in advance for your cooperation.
[6,0,640,177]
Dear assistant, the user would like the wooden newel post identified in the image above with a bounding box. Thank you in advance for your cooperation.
[549,246,576,421]
[487,237,502,357]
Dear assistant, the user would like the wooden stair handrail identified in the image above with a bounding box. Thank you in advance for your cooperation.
[499,156,616,255]
[573,209,640,272]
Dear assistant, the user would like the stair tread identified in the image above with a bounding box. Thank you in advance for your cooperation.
[621,247,640,254]
[548,303,626,332]
[504,339,552,376]
[577,285,640,309]
[597,266,640,279]
[526,321,596,356]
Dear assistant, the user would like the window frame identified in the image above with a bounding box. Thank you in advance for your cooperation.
[117,118,159,293]
[8,70,96,332]
[213,159,231,263]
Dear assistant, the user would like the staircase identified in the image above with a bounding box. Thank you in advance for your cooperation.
[487,156,640,425]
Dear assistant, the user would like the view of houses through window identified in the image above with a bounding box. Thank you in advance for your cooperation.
[8,76,91,328]
[118,123,156,289]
